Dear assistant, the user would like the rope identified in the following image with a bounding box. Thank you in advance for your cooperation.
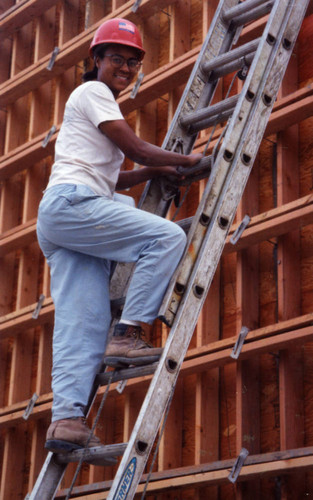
[65,370,116,500]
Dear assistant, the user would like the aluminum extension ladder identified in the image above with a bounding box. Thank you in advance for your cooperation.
[29,0,309,498]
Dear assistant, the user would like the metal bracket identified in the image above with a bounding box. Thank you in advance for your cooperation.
[23,393,39,420]
[230,326,249,359]
[230,214,251,245]
[47,47,60,71]
[116,379,128,394]
[130,72,144,99]
[237,59,249,81]
[32,294,45,319]
[228,447,249,483]
[131,0,142,12]
[41,126,56,148]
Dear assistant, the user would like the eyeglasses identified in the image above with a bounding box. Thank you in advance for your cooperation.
[104,54,142,72]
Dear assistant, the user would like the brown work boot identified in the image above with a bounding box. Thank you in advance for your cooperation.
[104,324,162,367]
[45,417,104,454]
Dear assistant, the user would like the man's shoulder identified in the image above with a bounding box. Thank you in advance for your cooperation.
[71,81,113,101]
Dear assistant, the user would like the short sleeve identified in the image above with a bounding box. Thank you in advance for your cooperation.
[79,82,124,128]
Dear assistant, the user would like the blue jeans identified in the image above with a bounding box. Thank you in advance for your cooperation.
[36,184,186,420]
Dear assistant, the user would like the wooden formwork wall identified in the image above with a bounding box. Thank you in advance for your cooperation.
[1,1,313,499]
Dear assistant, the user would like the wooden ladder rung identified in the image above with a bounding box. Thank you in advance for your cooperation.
[55,443,127,466]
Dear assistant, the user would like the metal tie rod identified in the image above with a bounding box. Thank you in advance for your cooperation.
[202,38,260,74]
[223,0,274,26]
[180,94,239,129]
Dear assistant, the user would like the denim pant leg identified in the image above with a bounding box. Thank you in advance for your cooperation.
[37,226,111,421]
[38,184,187,324]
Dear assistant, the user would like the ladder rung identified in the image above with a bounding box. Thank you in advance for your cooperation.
[97,362,158,386]
[226,1,274,27]
[211,52,254,80]
[222,0,273,22]
[178,156,212,185]
[110,297,125,311]
[178,155,212,176]
[202,38,260,75]
[176,217,192,233]
[180,94,239,129]
[55,443,127,466]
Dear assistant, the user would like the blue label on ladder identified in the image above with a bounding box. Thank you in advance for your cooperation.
[113,457,137,499]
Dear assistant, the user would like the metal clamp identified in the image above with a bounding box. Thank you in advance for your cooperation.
[230,326,249,359]
[130,72,144,99]
[41,126,56,148]
[228,448,249,483]
[116,379,128,394]
[47,47,60,70]
[23,393,39,420]
[131,0,142,12]
[32,294,45,319]
[230,214,251,245]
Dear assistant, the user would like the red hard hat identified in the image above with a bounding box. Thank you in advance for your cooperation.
[89,18,145,59]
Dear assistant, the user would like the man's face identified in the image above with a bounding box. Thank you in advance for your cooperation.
[96,44,140,98]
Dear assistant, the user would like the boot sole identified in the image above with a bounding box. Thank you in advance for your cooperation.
[103,354,161,368]
[45,439,84,454]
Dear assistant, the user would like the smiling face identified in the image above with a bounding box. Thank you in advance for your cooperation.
[96,44,140,98]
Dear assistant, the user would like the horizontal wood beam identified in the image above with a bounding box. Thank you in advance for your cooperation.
[1,193,312,259]
[195,84,313,152]
[0,297,54,339]
[56,447,313,498]
[0,0,58,42]
[224,193,313,253]
[0,0,177,107]
[2,83,313,183]
[119,46,200,115]
[1,312,313,429]
[0,128,58,181]
[0,11,297,109]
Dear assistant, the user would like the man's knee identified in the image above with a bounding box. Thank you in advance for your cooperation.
[163,220,187,251]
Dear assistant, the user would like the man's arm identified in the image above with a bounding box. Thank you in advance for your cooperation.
[116,165,184,190]
[99,119,202,167]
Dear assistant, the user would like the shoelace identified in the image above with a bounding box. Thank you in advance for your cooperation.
[127,327,154,348]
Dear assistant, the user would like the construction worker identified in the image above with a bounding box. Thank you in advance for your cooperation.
[36,18,201,453]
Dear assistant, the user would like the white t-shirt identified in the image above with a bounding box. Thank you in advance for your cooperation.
[47,81,125,198]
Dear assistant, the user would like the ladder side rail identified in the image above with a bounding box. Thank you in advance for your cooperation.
[159,0,301,325]
[107,3,309,497]
[29,453,66,500]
